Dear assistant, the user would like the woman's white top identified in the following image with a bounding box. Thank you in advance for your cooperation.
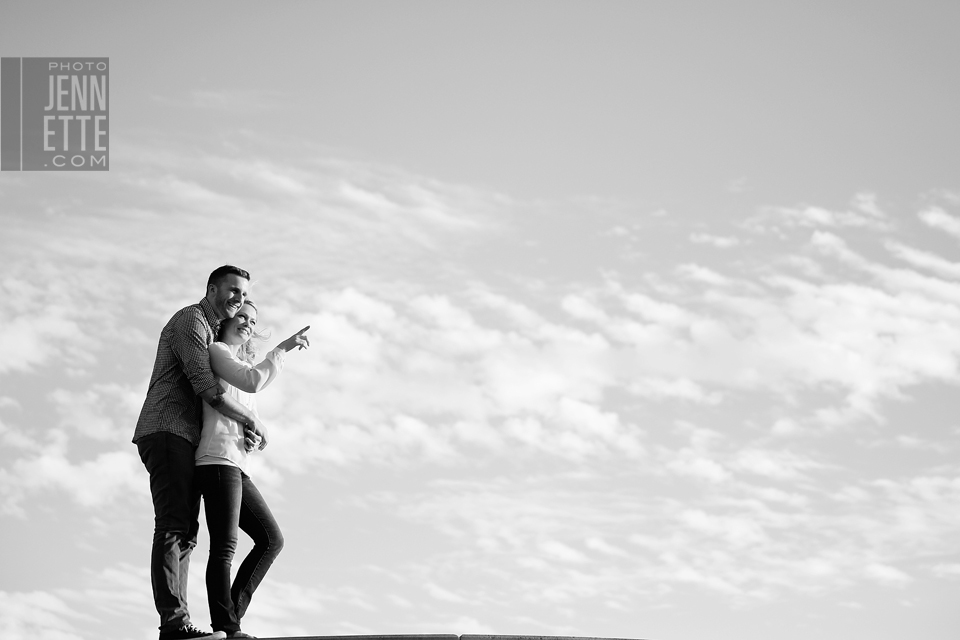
[196,342,285,472]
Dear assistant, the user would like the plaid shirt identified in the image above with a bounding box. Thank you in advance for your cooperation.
[133,297,222,446]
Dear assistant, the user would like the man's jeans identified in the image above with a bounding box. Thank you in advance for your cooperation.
[137,432,201,632]
[196,464,284,633]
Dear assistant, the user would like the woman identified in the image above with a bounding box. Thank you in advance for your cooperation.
[195,300,309,639]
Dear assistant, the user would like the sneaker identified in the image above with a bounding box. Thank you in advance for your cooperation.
[225,633,257,639]
[159,625,227,640]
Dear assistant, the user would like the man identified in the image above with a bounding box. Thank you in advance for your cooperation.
[133,266,268,640]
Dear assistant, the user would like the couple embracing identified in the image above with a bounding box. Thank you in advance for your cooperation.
[132,266,310,640]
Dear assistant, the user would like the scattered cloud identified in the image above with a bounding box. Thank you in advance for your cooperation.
[885,241,960,280]
[690,232,741,248]
[918,207,960,239]
[745,194,892,235]
[0,590,87,640]
[3,138,960,640]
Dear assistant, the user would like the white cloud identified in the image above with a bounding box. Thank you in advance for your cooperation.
[851,192,887,219]
[338,179,489,234]
[234,579,364,637]
[864,563,913,587]
[677,263,734,286]
[424,582,471,603]
[918,206,960,239]
[410,294,503,355]
[751,194,892,233]
[895,435,950,453]
[679,509,770,547]
[615,287,697,328]
[629,376,723,405]
[885,240,960,280]
[0,313,84,375]
[584,536,631,557]
[4,133,960,638]
[540,539,589,564]
[554,397,644,458]
[746,486,810,508]
[733,448,826,481]
[690,232,741,248]
[661,557,745,596]
[319,287,398,329]
[931,563,960,579]
[447,616,497,634]
[1,449,142,516]
[469,288,545,329]
[49,383,143,442]
[665,452,731,483]
[727,177,750,193]
[0,591,88,640]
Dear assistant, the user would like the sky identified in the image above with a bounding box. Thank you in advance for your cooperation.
[1,2,959,639]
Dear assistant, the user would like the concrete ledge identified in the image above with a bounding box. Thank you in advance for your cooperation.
[264,635,643,640]
[460,635,639,640]
[463,636,642,640]
[266,636,460,640]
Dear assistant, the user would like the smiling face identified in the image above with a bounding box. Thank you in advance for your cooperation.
[208,273,250,320]
[220,302,258,346]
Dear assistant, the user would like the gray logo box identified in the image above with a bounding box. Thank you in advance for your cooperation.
[1,57,109,171]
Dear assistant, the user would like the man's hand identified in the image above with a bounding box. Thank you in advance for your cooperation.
[243,426,262,453]
[277,326,310,352]
[245,417,269,451]
[201,384,267,449]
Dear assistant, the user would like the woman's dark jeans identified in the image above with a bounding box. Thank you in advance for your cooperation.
[196,464,283,633]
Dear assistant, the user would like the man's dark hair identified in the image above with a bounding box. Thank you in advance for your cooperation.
[207,265,251,289]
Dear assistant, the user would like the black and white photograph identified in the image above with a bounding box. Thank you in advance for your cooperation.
[1,3,958,640]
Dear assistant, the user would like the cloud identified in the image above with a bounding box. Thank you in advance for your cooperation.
[319,287,398,330]
[628,376,723,404]
[424,582,472,603]
[0,591,89,640]
[931,563,960,579]
[584,536,630,558]
[357,469,910,608]
[864,563,913,587]
[886,240,960,280]
[748,193,892,233]
[4,132,960,638]
[918,206,960,239]
[894,435,950,453]
[263,288,632,468]
[539,539,590,564]
[727,177,750,194]
[50,383,143,442]
[547,262,960,428]
[732,448,827,481]
[0,309,85,375]
[9,147,956,497]
[664,451,731,483]
[690,232,741,248]
[1,449,142,517]
[677,263,734,286]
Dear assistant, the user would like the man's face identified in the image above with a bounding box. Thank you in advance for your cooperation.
[208,274,249,320]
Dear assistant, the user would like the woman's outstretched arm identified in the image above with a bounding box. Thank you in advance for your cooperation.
[209,342,284,393]
[208,326,310,393]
